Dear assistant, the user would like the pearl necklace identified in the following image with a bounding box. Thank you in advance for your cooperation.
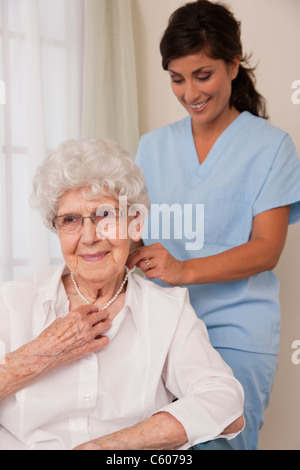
[70,267,135,311]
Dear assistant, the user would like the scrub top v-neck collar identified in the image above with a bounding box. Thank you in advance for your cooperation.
[185,111,251,186]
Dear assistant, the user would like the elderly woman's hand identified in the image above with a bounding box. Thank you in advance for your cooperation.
[74,439,130,451]
[34,305,111,367]
[0,305,111,402]
[73,412,187,450]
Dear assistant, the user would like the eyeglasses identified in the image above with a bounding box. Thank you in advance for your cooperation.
[52,208,122,233]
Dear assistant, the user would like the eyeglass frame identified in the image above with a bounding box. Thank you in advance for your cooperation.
[52,208,123,234]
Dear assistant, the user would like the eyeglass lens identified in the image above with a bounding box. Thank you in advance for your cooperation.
[53,209,119,232]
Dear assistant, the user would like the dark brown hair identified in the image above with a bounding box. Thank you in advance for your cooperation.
[160,0,268,119]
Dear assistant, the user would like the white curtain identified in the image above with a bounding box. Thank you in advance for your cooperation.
[0,0,139,282]
[82,0,139,156]
[25,0,50,276]
[0,0,84,281]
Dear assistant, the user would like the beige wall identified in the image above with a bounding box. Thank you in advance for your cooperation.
[132,0,300,450]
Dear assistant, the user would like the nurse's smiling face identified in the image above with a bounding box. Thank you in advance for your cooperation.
[168,52,240,131]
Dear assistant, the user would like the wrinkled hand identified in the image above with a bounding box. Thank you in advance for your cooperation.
[127,243,184,286]
[33,305,111,368]
[74,438,130,451]
[74,440,177,451]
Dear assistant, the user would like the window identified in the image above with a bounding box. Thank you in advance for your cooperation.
[0,0,84,280]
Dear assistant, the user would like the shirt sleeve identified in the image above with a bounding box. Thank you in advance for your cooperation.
[156,291,244,447]
[252,134,300,224]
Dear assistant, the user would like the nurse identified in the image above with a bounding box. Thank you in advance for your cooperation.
[127,0,300,450]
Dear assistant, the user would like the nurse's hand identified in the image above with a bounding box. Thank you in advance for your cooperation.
[127,243,184,286]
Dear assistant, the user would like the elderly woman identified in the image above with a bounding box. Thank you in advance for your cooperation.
[0,138,244,450]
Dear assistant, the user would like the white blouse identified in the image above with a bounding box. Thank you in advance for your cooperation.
[0,265,244,450]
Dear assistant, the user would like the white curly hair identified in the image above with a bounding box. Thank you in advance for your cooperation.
[30,137,150,232]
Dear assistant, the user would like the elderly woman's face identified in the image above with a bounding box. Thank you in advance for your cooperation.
[57,189,133,283]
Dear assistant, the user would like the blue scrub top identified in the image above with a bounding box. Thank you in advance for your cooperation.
[136,112,300,354]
